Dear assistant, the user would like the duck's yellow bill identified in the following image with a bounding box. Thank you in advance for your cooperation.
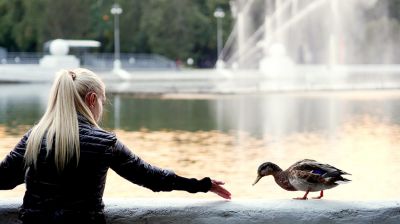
[253,175,262,186]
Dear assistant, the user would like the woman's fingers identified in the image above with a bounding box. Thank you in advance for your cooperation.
[210,179,232,199]
[212,180,225,185]
[217,187,231,199]
[212,187,231,199]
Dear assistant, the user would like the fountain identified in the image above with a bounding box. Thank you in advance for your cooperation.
[219,0,400,91]
[39,39,80,69]
[1,0,400,93]
[259,42,294,78]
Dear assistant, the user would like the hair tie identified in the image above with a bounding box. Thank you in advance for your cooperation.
[69,71,76,81]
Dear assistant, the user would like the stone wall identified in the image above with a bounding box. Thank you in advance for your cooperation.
[1,198,399,224]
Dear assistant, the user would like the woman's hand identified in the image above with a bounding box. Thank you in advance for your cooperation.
[209,179,232,199]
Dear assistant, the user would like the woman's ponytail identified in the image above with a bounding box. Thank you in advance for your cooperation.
[25,68,104,172]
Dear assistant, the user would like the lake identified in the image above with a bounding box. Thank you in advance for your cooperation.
[0,83,399,200]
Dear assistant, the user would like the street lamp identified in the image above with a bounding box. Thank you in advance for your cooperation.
[111,3,123,70]
[214,7,225,69]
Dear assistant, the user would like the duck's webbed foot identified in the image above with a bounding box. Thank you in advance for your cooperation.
[293,190,309,200]
[312,190,324,199]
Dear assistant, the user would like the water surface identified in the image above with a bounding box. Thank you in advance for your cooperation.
[0,83,399,200]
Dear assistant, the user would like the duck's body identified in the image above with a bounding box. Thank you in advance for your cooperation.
[272,170,297,191]
[253,159,351,199]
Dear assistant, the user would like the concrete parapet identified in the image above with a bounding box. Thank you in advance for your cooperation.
[1,198,399,224]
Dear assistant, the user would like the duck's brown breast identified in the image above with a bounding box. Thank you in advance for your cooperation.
[273,171,297,191]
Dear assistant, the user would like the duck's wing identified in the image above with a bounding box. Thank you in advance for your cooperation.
[290,169,322,183]
[289,160,351,188]
[287,160,325,185]
[288,159,317,169]
[289,159,351,178]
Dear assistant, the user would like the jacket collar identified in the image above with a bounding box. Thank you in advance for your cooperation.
[77,113,92,125]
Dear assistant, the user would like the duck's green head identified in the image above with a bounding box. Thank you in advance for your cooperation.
[253,162,282,186]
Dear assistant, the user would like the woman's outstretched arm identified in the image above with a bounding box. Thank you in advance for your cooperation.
[110,140,231,199]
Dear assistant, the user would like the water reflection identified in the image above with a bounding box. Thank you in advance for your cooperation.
[0,84,49,135]
[1,84,400,199]
[2,84,400,137]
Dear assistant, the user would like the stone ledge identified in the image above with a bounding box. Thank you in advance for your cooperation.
[1,198,399,224]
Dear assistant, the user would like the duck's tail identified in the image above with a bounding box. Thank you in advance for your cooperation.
[335,177,351,184]
[330,176,351,184]
[321,168,351,185]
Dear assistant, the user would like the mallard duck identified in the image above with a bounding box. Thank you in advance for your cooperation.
[252,159,351,199]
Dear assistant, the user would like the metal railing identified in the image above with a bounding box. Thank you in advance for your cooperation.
[0,52,178,70]
[0,52,46,64]
[82,53,177,71]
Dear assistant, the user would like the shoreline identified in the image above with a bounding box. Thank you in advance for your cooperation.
[2,65,400,95]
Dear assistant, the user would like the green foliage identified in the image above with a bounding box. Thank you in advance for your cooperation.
[0,0,232,67]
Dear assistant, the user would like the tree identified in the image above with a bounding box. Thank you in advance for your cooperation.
[0,0,233,67]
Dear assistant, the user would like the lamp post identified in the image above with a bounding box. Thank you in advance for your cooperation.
[111,3,123,70]
[214,7,225,69]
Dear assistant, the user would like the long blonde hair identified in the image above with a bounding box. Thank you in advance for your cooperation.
[25,68,105,171]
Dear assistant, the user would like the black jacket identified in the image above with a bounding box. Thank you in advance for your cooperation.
[0,115,211,223]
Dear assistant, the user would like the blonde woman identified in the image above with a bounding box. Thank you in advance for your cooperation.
[0,68,231,224]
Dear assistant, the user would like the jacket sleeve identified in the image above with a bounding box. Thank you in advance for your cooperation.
[0,133,28,190]
[110,140,211,193]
